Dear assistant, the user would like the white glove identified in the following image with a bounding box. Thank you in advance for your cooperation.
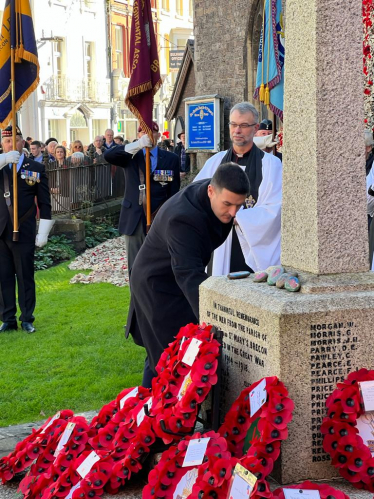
[124,135,153,156]
[253,135,279,151]
[0,151,20,169]
[35,219,55,248]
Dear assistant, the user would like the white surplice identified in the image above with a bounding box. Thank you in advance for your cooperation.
[194,150,283,275]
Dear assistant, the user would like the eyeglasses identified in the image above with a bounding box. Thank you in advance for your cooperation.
[74,145,83,149]
[228,122,258,129]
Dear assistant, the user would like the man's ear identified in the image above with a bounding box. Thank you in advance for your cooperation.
[207,184,214,199]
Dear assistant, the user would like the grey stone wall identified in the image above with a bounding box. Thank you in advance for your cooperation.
[194,0,258,159]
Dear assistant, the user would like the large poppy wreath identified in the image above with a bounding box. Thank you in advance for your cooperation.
[0,410,74,483]
[143,431,236,499]
[321,368,374,491]
[193,376,294,499]
[272,480,350,499]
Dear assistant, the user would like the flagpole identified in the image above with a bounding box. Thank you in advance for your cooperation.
[10,45,19,242]
[146,147,152,233]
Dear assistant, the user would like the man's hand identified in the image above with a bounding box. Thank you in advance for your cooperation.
[0,151,20,170]
[125,134,153,156]
[35,219,55,248]
[138,134,153,149]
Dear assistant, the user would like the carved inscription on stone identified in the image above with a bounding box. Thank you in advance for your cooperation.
[205,301,267,407]
[309,321,358,463]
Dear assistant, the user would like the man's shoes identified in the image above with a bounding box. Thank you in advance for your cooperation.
[0,322,18,332]
[21,322,36,334]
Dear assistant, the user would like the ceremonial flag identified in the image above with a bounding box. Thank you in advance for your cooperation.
[125,0,162,143]
[254,0,284,121]
[0,0,40,128]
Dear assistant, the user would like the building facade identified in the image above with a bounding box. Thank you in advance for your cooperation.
[19,0,112,144]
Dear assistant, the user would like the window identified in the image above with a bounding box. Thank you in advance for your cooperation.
[189,0,193,17]
[162,0,169,11]
[85,41,93,79]
[176,0,183,16]
[115,26,124,71]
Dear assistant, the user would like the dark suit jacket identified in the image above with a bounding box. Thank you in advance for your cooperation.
[104,145,180,235]
[0,156,51,243]
[174,142,190,173]
[127,179,233,371]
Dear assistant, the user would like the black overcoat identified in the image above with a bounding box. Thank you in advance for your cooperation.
[104,146,180,235]
[126,179,233,371]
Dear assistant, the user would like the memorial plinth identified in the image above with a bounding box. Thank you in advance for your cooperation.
[199,272,374,483]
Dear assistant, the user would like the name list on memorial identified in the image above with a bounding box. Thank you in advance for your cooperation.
[310,320,357,464]
[205,301,267,408]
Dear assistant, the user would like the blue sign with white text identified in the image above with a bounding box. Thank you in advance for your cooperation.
[187,102,215,149]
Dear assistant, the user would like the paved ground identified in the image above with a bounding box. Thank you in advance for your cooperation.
[0,417,373,499]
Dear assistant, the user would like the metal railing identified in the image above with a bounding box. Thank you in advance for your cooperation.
[45,157,124,215]
[44,76,110,103]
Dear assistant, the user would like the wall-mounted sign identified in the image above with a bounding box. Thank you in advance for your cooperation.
[169,50,184,72]
[184,96,222,152]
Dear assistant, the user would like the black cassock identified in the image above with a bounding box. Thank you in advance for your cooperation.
[126,179,233,372]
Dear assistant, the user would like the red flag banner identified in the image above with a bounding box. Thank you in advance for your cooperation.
[125,0,162,143]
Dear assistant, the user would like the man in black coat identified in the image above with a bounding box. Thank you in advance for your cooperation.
[0,126,53,333]
[126,163,250,387]
[104,121,180,272]
[174,130,190,177]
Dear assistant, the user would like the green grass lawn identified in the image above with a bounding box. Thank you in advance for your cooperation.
[0,262,144,427]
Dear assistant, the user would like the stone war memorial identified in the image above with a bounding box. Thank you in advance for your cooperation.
[200,0,374,487]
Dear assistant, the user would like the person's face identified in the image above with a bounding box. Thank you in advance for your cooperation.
[48,141,57,154]
[180,133,186,146]
[255,129,272,137]
[73,142,83,152]
[55,148,65,159]
[30,144,41,157]
[105,130,114,143]
[27,138,33,144]
[229,110,259,149]
[207,184,246,224]
[114,137,122,144]
[2,135,24,153]
[94,136,103,148]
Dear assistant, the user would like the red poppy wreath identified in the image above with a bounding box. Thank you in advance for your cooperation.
[272,480,350,499]
[321,368,374,491]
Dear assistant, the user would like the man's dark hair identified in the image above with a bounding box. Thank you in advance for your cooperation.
[31,140,42,148]
[210,163,250,195]
[45,137,58,145]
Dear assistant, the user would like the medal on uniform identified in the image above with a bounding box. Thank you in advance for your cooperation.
[153,169,174,185]
[21,169,40,186]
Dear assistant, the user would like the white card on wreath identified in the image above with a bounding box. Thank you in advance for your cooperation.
[77,451,100,478]
[359,381,374,412]
[182,437,210,467]
[356,413,374,456]
[40,412,61,434]
[249,378,267,417]
[283,489,321,499]
[182,339,202,366]
[137,398,152,426]
[66,481,81,499]
[120,387,139,410]
[226,463,257,499]
[55,422,75,458]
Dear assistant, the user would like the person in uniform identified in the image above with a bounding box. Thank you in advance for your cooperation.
[104,121,180,272]
[126,163,250,386]
[194,102,282,275]
[0,126,54,333]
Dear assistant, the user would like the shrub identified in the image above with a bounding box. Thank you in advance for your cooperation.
[35,235,76,271]
[84,219,119,248]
